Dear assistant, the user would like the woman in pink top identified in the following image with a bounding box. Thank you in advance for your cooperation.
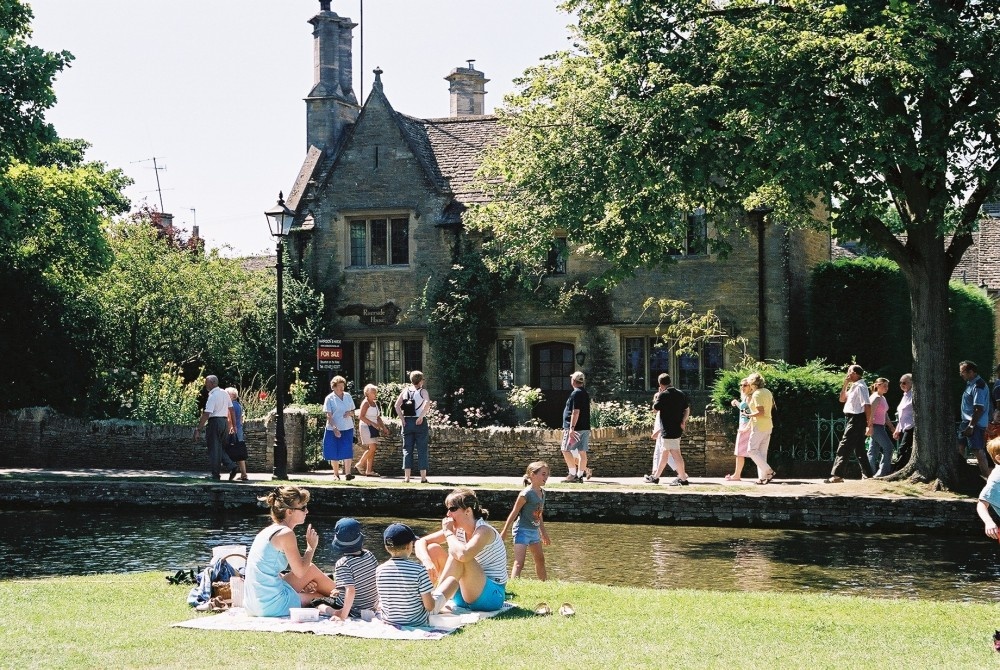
[865,378,896,477]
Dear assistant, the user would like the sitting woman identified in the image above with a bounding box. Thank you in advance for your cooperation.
[243,486,335,617]
[414,487,508,612]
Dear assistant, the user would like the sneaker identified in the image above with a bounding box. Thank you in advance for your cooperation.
[643,474,659,484]
[431,591,448,615]
[562,474,578,483]
[668,478,689,487]
[345,473,355,481]
[574,475,585,483]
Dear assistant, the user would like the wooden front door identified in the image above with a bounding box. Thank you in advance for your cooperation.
[530,342,575,428]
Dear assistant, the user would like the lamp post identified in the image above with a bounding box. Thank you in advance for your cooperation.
[265,192,294,480]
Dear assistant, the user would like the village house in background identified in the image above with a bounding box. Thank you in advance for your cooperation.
[280,1,832,424]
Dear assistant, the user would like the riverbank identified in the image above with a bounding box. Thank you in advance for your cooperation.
[1,572,993,669]
[0,467,980,534]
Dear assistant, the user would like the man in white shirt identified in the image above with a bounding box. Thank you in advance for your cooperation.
[826,364,873,483]
[193,375,237,481]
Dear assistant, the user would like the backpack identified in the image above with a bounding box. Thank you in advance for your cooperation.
[400,391,417,417]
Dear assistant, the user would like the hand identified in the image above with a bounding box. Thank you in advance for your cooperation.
[986,522,999,540]
[305,524,319,552]
[731,399,739,408]
[893,430,901,439]
[499,528,509,540]
[343,410,352,418]
[192,427,200,442]
[441,517,455,534]
[416,416,424,425]
[865,426,872,436]
[542,535,552,547]
[334,429,341,437]
[963,426,973,436]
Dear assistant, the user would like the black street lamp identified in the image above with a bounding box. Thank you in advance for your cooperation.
[264,191,294,480]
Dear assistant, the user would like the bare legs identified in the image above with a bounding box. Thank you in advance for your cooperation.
[355,443,377,475]
[424,542,487,604]
[282,564,335,606]
[511,543,546,581]
[727,455,745,481]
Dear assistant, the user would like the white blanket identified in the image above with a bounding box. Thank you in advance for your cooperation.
[172,603,514,641]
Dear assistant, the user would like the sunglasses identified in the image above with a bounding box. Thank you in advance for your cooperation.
[292,506,308,512]
[446,505,462,512]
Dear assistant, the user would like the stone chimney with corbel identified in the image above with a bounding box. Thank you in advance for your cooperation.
[305,1,360,152]
[445,60,489,117]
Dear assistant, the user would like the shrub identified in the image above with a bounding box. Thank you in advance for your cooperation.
[590,400,655,429]
[131,365,202,425]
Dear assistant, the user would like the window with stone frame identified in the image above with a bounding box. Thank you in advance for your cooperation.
[349,216,410,267]
[340,339,422,386]
[496,339,515,390]
[546,237,568,275]
[623,336,723,390]
[666,208,708,257]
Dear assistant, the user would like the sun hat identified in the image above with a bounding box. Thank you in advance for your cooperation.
[331,517,364,553]
[383,523,417,548]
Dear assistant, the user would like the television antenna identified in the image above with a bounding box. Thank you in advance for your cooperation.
[131,157,167,212]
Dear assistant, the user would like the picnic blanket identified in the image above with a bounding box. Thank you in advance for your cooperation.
[172,602,515,641]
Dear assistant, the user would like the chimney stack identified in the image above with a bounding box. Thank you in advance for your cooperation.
[305,2,359,152]
[445,61,489,117]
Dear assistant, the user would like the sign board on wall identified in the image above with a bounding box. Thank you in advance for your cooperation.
[316,338,343,371]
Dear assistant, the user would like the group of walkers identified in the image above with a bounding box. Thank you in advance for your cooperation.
[240,468,554,624]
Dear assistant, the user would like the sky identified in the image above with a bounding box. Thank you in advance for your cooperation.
[28,0,576,256]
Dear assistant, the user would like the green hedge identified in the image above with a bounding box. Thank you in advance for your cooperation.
[807,257,994,404]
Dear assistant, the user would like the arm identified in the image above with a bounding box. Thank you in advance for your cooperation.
[421,591,436,613]
[335,585,355,621]
[499,493,527,540]
[359,399,375,427]
[680,407,690,432]
[415,388,429,425]
[272,524,318,578]
[569,408,580,433]
[446,523,493,564]
[393,391,405,420]
[193,409,211,440]
[978,500,999,539]
[228,406,236,435]
[539,509,550,546]
[839,378,851,403]
[414,527,448,575]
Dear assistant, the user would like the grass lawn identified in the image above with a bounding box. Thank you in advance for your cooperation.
[1,573,995,669]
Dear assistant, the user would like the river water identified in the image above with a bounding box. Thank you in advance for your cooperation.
[2,508,997,602]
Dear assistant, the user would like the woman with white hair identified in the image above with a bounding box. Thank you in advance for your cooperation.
[354,383,388,477]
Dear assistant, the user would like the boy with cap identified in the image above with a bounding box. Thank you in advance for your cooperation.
[329,517,379,620]
[376,523,437,627]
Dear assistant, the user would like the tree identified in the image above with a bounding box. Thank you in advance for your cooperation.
[468,0,1000,489]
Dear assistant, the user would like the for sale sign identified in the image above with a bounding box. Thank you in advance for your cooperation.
[316,338,343,371]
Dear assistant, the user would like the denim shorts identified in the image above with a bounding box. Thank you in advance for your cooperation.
[513,525,541,546]
[452,577,506,612]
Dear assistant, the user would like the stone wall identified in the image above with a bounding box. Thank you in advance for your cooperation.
[0,407,840,479]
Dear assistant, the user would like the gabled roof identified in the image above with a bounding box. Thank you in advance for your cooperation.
[286,145,324,212]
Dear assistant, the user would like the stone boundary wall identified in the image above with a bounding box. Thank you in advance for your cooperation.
[0,479,977,534]
[0,408,840,478]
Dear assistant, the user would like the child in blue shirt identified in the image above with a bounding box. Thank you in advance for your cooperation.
[976,438,1000,538]
[376,523,436,627]
[329,517,379,620]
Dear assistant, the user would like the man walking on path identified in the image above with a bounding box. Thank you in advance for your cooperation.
[959,360,991,477]
[892,373,914,472]
[647,373,690,486]
[193,375,237,481]
[561,371,591,483]
[826,364,872,483]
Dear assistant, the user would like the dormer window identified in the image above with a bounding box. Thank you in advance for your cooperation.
[349,216,410,267]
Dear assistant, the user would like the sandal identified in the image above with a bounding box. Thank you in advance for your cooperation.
[558,603,576,617]
[533,602,552,616]
[724,474,741,481]
[755,470,776,485]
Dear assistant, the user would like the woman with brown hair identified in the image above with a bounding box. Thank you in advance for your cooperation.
[243,486,335,617]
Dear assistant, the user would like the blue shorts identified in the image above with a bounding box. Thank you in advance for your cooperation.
[513,526,541,546]
[561,429,590,453]
[959,425,986,452]
[452,578,505,612]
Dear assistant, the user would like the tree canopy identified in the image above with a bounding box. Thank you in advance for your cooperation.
[469,0,1000,488]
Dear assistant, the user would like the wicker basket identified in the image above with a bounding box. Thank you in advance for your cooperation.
[210,553,245,601]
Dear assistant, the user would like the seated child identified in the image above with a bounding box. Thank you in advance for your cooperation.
[977,438,1000,539]
[329,517,379,620]
[376,523,436,627]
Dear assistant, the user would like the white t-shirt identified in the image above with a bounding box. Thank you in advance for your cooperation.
[843,380,870,415]
[205,386,232,418]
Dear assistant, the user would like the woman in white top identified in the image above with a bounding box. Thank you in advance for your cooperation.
[323,376,356,481]
[354,383,388,477]
[415,487,508,612]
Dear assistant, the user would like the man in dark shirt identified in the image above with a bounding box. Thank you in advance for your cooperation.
[647,372,690,486]
[561,371,591,483]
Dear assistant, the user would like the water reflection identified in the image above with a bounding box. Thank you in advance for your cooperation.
[1,508,996,603]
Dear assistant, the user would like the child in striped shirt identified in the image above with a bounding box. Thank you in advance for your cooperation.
[329,517,379,620]
[376,523,436,627]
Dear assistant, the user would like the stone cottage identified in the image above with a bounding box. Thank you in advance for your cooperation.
[283,2,832,424]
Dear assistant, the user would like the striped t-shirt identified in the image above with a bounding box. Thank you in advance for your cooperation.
[333,550,379,613]
[376,557,433,627]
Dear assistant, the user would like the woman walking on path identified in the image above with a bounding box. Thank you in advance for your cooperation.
[744,373,777,485]
[892,374,914,472]
[500,461,551,581]
[866,378,897,477]
[395,370,431,483]
[355,383,388,477]
[415,487,508,612]
[225,387,249,481]
[323,376,356,480]
[243,486,335,617]
[725,378,752,481]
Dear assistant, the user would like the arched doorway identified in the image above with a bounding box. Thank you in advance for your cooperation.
[530,341,575,428]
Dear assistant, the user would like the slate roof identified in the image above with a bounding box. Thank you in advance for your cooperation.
[406,115,503,205]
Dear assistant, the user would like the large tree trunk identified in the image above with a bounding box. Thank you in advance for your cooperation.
[893,252,963,489]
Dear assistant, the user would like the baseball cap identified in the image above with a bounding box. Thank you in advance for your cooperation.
[383,523,418,548]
